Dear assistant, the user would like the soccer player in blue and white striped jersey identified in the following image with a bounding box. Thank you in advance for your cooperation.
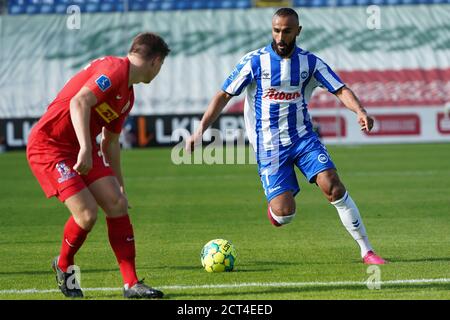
[186,8,386,265]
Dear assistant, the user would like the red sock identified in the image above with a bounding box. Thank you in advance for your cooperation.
[58,216,89,272]
[106,215,138,287]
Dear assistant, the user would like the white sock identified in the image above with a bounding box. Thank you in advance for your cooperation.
[269,207,296,225]
[331,191,373,257]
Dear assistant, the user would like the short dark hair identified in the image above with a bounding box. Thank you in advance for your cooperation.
[129,32,170,60]
[273,7,299,21]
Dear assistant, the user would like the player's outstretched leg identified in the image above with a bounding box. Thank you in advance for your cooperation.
[51,256,83,298]
[316,169,386,265]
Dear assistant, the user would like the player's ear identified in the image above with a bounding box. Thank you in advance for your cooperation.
[152,56,164,68]
[297,26,302,36]
[150,56,159,67]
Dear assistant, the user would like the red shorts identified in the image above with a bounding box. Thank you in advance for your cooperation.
[27,134,115,202]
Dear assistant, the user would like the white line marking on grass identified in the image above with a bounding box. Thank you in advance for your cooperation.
[161,278,450,290]
[1,278,449,295]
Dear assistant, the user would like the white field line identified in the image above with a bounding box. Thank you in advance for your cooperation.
[1,278,449,295]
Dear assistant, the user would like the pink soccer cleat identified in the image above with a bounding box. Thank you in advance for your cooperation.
[267,206,282,227]
[363,251,387,265]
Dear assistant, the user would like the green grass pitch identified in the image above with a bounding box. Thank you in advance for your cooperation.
[0,143,449,300]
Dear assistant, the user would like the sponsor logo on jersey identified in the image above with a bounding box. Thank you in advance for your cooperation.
[268,186,281,193]
[263,88,301,101]
[227,68,240,82]
[318,153,329,163]
[95,103,119,123]
[95,75,111,92]
[301,71,309,79]
[56,161,77,183]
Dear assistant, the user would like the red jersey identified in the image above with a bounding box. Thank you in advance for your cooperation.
[31,56,134,155]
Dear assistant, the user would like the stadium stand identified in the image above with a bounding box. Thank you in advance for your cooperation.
[293,0,450,5]
[6,0,251,14]
[5,0,450,15]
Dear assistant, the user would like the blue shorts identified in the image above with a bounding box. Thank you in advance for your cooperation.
[257,133,336,202]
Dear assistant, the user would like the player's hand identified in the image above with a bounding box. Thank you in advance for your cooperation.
[73,148,93,175]
[357,111,374,132]
[185,132,202,153]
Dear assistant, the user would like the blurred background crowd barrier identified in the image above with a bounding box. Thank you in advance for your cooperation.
[0,0,449,150]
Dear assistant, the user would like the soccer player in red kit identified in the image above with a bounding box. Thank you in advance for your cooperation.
[26,33,170,299]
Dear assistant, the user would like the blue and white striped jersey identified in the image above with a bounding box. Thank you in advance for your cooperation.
[222,44,345,153]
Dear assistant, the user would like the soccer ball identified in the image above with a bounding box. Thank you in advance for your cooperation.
[200,239,237,272]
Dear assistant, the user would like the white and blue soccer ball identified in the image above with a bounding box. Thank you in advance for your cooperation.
[200,239,237,272]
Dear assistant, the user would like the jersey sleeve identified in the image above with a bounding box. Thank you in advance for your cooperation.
[313,57,345,94]
[221,57,253,96]
[105,98,133,134]
[84,60,123,103]
[105,115,127,134]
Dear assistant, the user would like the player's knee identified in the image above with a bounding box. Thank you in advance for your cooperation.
[271,205,295,217]
[269,206,297,225]
[279,212,296,225]
[78,205,98,230]
[106,194,128,215]
[116,194,129,212]
[330,183,346,202]
[318,171,346,202]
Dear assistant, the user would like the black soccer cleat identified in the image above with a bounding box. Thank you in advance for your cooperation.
[51,256,84,298]
[123,279,164,299]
